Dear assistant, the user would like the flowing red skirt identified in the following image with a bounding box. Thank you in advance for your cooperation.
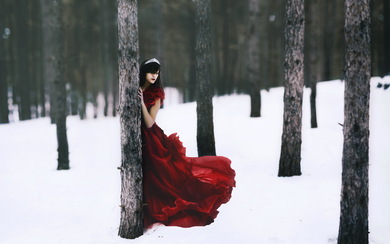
[142,123,235,229]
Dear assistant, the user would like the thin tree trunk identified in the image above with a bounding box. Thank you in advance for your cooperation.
[0,2,9,123]
[322,0,335,81]
[195,0,216,157]
[259,0,269,91]
[101,0,117,117]
[337,0,371,243]
[15,1,31,121]
[0,61,9,124]
[40,0,57,123]
[305,0,320,128]
[219,0,230,95]
[278,0,304,177]
[41,0,69,170]
[247,0,261,118]
[117,0,143,239]
[384,0,390,76]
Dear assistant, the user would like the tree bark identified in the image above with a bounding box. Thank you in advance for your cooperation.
[0,60,9,124]
[0,1,9,123]
[117,0,143,239]
[247,0,261,118]
[195,0,216,157]
[337,0,371,243]
[101,0,118,117]
[41,0,69,170]
[278,0,304,177]
[40,0,57,123]
[14,1,31,121]
[384,0,390,76]
[304,0,321,128]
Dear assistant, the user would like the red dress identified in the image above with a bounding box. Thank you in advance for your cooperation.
[142,86,235,229]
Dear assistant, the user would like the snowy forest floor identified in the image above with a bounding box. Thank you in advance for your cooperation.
[0,78,389,244]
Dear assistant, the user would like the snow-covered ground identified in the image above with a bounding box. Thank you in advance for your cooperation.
[0,78,389,244]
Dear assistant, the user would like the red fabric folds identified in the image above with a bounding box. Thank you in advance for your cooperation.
[141,86,235,229]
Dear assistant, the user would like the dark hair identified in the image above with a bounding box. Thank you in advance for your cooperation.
[139,59,162,88]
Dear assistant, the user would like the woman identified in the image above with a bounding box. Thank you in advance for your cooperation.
[138,58,235,229]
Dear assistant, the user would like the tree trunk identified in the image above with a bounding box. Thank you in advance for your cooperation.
[384,0,390,76]
[41,0,69,170]
[14,1,31,121]
[0,1,9,123]
[117,0,143,239]
[195,0,216,157]
[278,0,304,177]
[337,0,371,243]
[0,61,9,124]
[101,0,118,117]
[40,0,57,123]
[267,0,285,88]
[247,0,261,118]
[304,0,321,128]
[259,0,269,91]
[322,0,335,80]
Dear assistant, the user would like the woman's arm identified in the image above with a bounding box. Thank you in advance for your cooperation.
[139,88,161,128]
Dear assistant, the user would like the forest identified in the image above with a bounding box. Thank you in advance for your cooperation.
[0,0,388,123]
[0,0,388,243]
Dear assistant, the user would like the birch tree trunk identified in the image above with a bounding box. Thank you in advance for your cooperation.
[247,0,261,118]
[117,0,143,239]
[195,0,216,157]
[278,0,304,177]
[337,0,371,243]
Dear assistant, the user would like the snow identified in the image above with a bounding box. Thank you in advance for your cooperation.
[1,78,389,244]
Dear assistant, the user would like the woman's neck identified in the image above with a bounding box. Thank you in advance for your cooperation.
[141,83,151,91]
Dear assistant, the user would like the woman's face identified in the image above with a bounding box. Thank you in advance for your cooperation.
[145,71,159,85]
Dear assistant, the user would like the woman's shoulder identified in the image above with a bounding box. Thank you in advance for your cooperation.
[144,86,165,107]
[148,86,165,100]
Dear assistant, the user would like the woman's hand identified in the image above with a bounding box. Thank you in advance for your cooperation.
[138,88,145,105]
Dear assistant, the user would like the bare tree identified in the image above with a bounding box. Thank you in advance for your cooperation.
[41,0,69,170]
[14,1,31,121]
[384,0,390,76]
[247,0,261,117]
[337,0,371,243]
[304,0,322,128]
[0,60,8,124]
[0,0,11,124]
[278,0,304,177]
[195,0,216,157]
[117,0,143,239]
[101,0,117,117]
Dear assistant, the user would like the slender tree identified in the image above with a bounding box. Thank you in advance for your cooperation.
[41,0,70,170]
[304,0,321,128]
[14,1,31,121]
[0,60,8,124]
[384,0,390,76]
[101,0,116,117]
[247,0,261,117]
[337,0,371,243]
[278,0,304,177]
[0,2,9,123]
[267,0,285,88]
[195,0,216,157]
[117,0,143,239]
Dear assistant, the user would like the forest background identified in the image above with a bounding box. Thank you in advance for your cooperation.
[0,0,388,122]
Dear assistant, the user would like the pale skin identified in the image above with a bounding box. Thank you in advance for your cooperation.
[138,71,161,128]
